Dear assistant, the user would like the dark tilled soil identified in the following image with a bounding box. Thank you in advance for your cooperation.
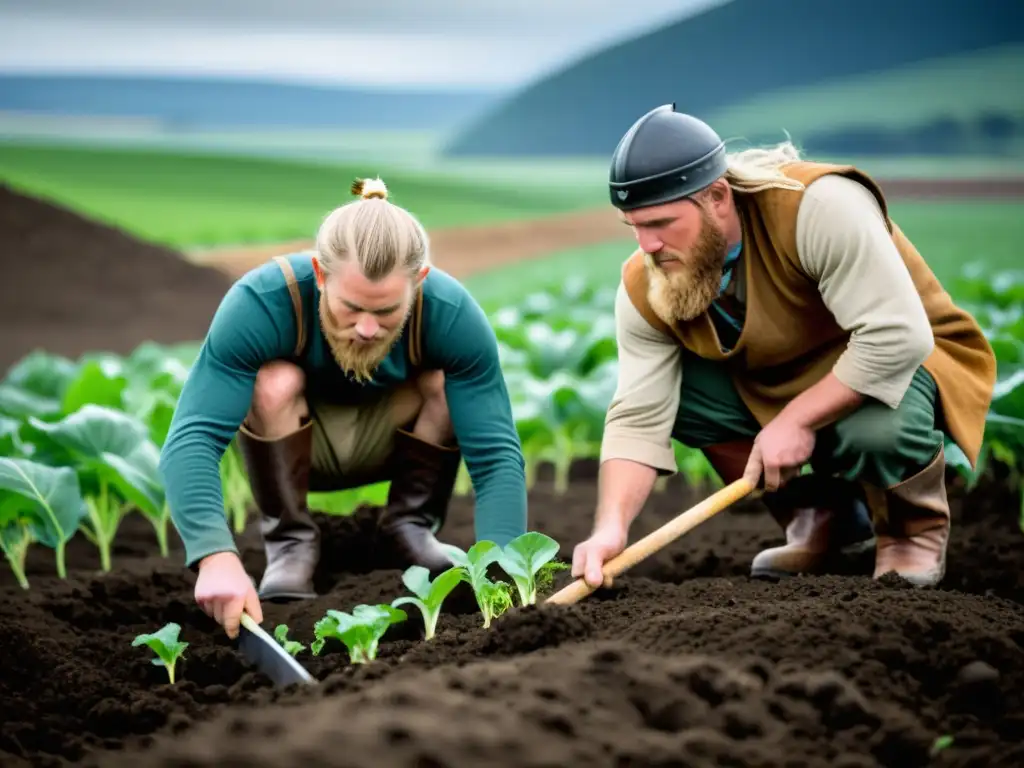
[1,464,1022,768]
[0,184,233,373]
[2,182,1023,767]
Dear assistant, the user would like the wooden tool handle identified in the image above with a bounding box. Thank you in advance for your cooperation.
[544,478,755,606]
[239,612,260,634]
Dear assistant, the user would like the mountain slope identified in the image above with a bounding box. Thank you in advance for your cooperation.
[443,0,1024,157]
[0,75,499,132]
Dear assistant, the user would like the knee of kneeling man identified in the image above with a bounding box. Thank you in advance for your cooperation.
[415,370,446,402]
[837,406,917,458]
[253,361,305,414]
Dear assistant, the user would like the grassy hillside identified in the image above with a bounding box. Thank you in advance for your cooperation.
[711,45,1024,156]
[443,0,1023,157]
[0,143,607,249]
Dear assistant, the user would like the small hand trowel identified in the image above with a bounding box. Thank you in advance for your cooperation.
[237,612,317,687]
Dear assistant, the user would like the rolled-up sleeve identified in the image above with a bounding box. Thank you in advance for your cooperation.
[796,174,934,409]
[599,281,682,474]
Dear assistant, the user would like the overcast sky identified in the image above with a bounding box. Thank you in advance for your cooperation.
[0,0,730,89]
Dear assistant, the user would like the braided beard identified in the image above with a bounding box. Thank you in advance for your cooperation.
[646,206,729,325]
[318,286,410,383]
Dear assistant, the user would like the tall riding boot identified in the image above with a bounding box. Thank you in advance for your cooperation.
[377,429,461,573]
[865,446,950,587]
[237,421,320,600]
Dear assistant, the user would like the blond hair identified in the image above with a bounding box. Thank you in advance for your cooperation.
[314,176,430,281]
[722,139,807,194]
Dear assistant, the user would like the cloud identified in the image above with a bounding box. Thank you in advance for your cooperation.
[0,1,730,88]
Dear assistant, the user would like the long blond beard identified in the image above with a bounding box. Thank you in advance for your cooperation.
[318,289,409,383]
[646,208,729,325]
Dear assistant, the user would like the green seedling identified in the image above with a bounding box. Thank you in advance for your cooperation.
[0,509,33,590]
[273,624,305,657]
[132,622,188,684]
[0,458,88,581]
[311,604,407,664]
[930,735,954,756]
[441,541,514,628]
[391,565,464,640]
[497,531,562,605]
[536,560,571,595]
[477,579,514,624]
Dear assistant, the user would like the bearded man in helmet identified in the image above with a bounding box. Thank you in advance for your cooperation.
[160,178,527,639]
[571,104,996,589]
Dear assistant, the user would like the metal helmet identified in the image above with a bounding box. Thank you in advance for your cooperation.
[609,104,727,211]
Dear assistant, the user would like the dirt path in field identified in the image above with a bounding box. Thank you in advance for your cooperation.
[1,465,1022,767]
[189,176,1024,282]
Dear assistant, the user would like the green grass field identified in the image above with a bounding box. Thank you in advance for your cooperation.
[464,200,1024,309]
[1,141,1019,310]
[3,139,1023,254]
[0,143,608,249]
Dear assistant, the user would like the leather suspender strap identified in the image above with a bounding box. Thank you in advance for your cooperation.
[407,286,424,369]
[273,256,306,358]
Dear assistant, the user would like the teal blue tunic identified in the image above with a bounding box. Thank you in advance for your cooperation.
[159,253,527,568]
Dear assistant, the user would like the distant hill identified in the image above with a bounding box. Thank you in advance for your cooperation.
[0,75,500,132]
[443,0,1024,157]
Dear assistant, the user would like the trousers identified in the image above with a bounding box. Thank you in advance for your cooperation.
[671,350,946,489]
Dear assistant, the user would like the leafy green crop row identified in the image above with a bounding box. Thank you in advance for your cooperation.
[133,532,567,681]
[0,342,253,587]
[941,267,1024,515]
[3,267,1022,589]
[468,274,720,495]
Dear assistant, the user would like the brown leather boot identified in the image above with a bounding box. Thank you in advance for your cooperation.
[376,429,460,573]
[237,421,320,601]
[749,475,876,579]
[865,446,949,587]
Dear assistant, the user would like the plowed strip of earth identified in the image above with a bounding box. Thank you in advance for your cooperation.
[188,177,1024,281]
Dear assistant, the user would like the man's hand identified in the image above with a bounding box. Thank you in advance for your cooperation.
[571,525,628,588]
[194,551,263,639]
[742,416,816,492]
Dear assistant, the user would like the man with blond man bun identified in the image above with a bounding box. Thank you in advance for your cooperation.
[160,178,527,638]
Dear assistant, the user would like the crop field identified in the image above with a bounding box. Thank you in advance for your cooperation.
[1,150,1023,767]
[0,143,609,249]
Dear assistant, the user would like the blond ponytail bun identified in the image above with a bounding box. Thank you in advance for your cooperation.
[350,177,389,200]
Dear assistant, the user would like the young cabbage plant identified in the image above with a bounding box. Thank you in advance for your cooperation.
[440,541,514,628]
[0,507,33,589]
[28,405,167,569]
[497,531,563,606]
[390,565,464,640]
[0,457,88,580]
[477,579,514,625]
[273,624,306,657]
[310,604,407,664]
[132,622,189,684]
